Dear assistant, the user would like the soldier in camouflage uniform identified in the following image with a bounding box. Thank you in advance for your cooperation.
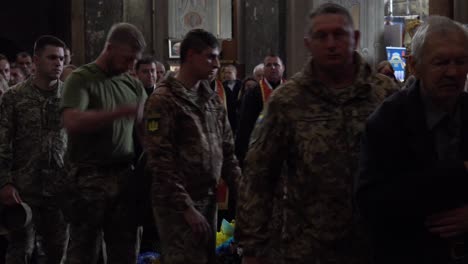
[60,23,147,264]
[144,29,240,264]
[0,35,68,264]
[235,3,398,264]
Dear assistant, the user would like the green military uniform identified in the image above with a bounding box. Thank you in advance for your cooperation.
[60,63,146,264]
[235,53,398,264]
[144,76,240,264]
[0,77,68,264]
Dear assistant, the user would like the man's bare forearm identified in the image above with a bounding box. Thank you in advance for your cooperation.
[62,105,137,134]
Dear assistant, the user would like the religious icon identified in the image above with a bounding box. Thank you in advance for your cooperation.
[168,39,182,59]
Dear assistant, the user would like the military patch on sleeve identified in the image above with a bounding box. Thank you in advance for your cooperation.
[146,113,161,133]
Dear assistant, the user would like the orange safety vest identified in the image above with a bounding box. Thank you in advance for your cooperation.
[259,78,285,104]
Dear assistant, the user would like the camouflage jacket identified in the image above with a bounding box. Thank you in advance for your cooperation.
[235,54,398,262]
[0,75,9,97]
[0,78,66,200]
[144,76,240,211]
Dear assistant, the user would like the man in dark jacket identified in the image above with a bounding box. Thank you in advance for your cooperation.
[235,55,285,167]
[356,16,468,264]
[221,64,242,135]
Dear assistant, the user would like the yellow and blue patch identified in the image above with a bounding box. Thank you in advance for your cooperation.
[146,113,161,134]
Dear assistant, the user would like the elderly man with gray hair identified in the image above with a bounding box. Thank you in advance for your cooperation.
[60,22,147,264]
[252,63,264,82]
[356,16,468,263]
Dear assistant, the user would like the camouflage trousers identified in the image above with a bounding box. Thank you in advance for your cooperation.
[154,195,217,264]
[63,165,141,264]
[6,202,68,264]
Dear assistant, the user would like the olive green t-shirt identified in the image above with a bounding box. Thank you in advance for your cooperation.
[60,62,146,165]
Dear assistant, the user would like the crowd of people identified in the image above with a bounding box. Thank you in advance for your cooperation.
[0,2,467,264]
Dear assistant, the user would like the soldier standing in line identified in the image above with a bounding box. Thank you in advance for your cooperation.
[0,35,69,264]
[60,23,147,264]
[144,29,240,264]
[235,3,398,264]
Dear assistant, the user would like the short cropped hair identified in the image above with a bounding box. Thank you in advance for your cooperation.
[106,22,146,52]
[180,29,219,63]
[263,54,283,65]
[16,52,31,60]
[308,3,354,34]
[33,35,66,56]
[411,16,468,65]
[135,56,156,71]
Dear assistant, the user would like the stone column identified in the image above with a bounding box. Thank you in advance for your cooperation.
[285,0,314,76]
[71,0,85,66]
[241,0,287,77]
[84,0,124,62]
[153,0,169,63]
[123,0,155,55]
[72,0,159,64]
